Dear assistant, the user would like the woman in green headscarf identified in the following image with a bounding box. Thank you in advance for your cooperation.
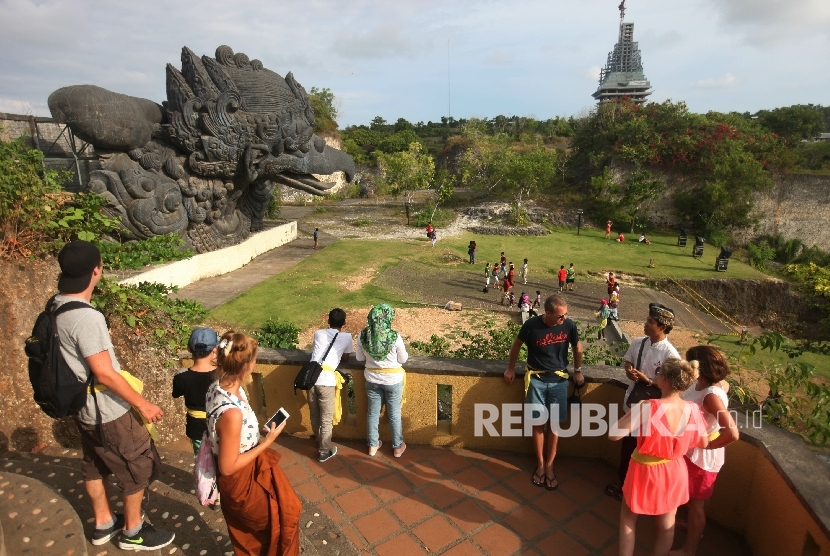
[355,304,409,458]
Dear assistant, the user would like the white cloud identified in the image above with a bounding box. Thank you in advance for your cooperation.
[0,98,36,114]
[693,73,739,89]
[705,0,830,45]
[583,66,602,82]
[483,50,514,66]
[336,22,419,59]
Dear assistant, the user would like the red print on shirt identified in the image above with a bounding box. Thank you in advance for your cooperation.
[536,331,569,346]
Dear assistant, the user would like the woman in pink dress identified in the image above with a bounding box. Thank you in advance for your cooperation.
[610,358,709,556]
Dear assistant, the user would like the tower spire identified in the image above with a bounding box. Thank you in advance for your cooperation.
[592,1,652,104]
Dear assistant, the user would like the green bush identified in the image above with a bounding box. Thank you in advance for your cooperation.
[747,241,776,269]
[267,189,282,219]
[796,245,830,267]
[92,278,207,352]
[254,318,300,349]
[99,234,193,270]
[413,207,454,228]
[1,134,72,256]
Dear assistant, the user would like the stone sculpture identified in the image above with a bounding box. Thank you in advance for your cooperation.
[48,45,355,253]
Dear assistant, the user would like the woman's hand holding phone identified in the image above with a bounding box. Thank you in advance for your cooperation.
[262,419,286,444]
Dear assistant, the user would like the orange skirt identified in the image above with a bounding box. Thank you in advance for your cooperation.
[217,447,302,556]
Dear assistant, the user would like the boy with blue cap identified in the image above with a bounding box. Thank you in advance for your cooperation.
[173,328,219,456]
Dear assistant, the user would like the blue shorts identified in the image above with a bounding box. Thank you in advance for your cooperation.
[525,377,569,423]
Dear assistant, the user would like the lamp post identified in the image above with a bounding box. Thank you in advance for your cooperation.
[576,209,584,235]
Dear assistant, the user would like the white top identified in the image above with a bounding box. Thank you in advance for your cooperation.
[355,334,408,385]
[682,384,728,472]
[310,329,354,386]
[622,336,680,411]
[205,381,260,456]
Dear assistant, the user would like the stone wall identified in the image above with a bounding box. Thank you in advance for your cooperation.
[654,277,828,336]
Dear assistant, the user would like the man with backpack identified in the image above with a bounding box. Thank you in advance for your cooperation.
[307,308,354,462]
[50,241,174,550]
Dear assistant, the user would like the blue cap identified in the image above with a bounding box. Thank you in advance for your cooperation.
[188,328,219,353]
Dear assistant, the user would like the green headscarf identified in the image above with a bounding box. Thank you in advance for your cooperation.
[360,303,399,360]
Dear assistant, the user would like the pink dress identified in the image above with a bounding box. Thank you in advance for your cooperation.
[622,399,705,515]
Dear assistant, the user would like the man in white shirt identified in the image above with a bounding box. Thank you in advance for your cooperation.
[605,303,679,500]
[308,308,354,462]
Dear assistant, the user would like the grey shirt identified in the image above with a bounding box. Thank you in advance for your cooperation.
[54,295,131,425]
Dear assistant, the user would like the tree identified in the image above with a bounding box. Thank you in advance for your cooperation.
[620,169,665,232]
[394,118,414,132]
[370,116,388,130]
[376,142,435,204]
[756,105,826,141]
[377,129,420,154]
[308,87,339,135]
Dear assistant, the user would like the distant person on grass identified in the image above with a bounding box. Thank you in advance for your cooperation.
[566,263,575,291]
[54,240,173,551]
[606,220,613,239]
[492,263,501,290]
[507,262,516,286]
[558,265,567,292]
[504,295,584,491]
[639,234,651,245]
[357,304,409,458]
[521,258,529,285]
[500,275,512,305]
[484,263,492,289]
[617,231,626,242]
[313,227,319,249]
[307,308,354,463]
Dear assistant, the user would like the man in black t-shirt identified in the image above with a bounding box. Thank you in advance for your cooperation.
[504,294,583,491]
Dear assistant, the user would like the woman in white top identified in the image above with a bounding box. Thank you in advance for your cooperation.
[671,345,739,556]
[355,304,409,458]
[206,331,301,555]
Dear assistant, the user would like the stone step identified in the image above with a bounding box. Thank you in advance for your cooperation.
[1,450,224,555]
[0,467,87,556]
[2,446,357,556]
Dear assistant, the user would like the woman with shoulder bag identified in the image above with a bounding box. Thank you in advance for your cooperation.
[206,331,302,555]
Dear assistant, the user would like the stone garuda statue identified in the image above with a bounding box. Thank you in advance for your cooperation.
[48,45,354,253]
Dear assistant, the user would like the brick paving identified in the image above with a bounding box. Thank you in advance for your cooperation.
[273,434,750,556]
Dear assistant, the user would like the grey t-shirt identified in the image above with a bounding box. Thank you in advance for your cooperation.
[54,295,131,425]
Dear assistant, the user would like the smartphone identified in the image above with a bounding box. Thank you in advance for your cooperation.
[264,408,289,431]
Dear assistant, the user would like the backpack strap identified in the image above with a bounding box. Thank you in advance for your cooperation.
[319,332,339,364]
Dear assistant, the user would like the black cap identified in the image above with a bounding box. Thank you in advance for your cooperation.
[57,241,101,293]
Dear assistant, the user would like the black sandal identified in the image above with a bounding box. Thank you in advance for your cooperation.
[545,474,558,491]
[532,470,545,487]
[605,482,622,501]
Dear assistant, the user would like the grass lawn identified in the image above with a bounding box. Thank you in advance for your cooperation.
[706,333,830,381]
[210,226,769,331]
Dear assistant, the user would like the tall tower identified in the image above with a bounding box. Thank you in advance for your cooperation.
[592,1,652,104]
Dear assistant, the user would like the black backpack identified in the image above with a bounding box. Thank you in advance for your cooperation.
[293,332,338,394]
[25,295,98,418]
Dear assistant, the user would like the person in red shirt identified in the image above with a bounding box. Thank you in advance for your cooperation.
[617,232,625,242]
[607,272,617,296]
[507,263,515,286]
[425,222,434,237]
[605,221,612,239]
[501,275,511,305]
[558,265,567,292]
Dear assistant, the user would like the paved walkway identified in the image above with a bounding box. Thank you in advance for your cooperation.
[171,207,334,310]
[1,437,749,556]
[250,435,748,555]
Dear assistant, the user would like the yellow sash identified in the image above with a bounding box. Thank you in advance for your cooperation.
[321,364,347,425]
[709,430,720,441]
[187,408,207,419]
[366,366,406,404]
[524,366,570,397]
[90,370,159,442]
[630,448,671,466]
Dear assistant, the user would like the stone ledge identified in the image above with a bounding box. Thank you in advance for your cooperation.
[118,220,297,290]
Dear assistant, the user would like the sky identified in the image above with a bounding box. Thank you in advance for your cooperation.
[1,0,829,127]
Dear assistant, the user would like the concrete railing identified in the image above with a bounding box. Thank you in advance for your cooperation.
[118,221,296,289]
[191,348,830,556]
